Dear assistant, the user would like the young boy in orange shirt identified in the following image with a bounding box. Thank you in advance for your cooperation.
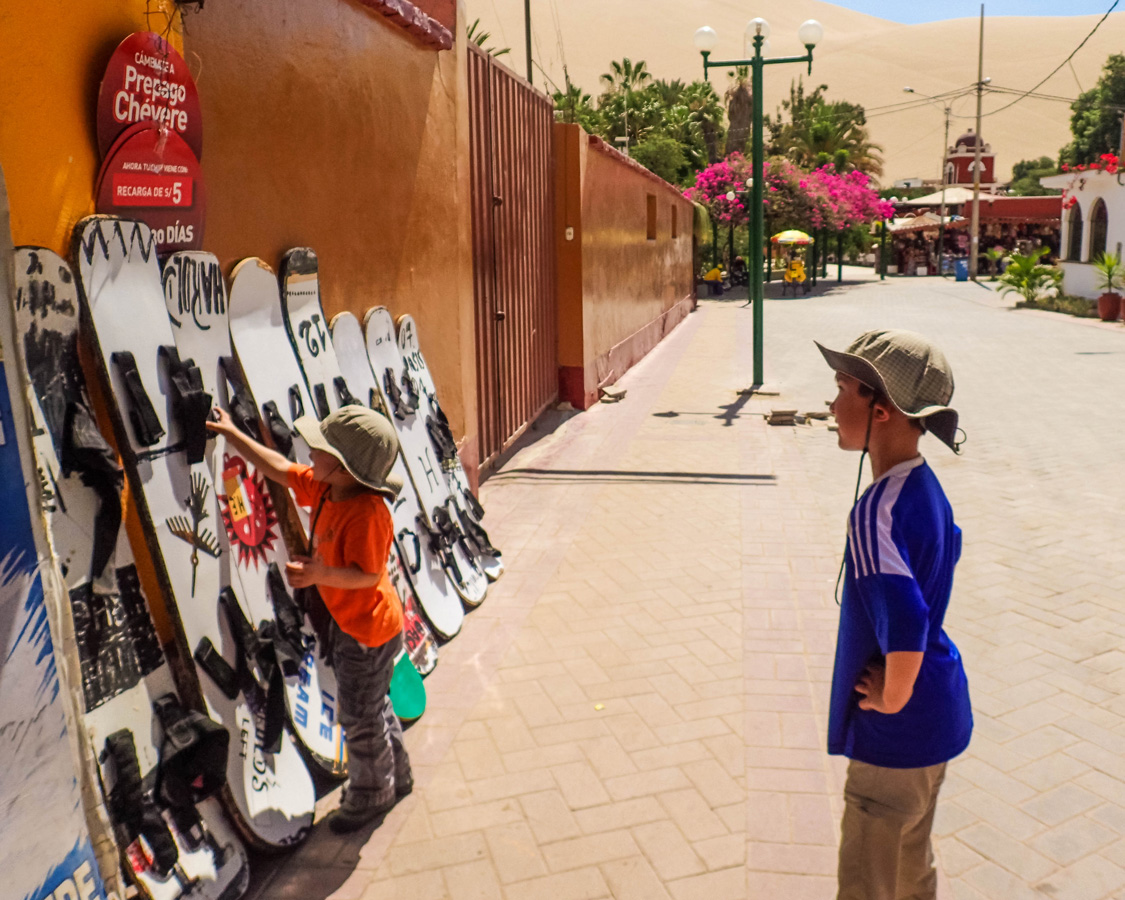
[208,404,413,833]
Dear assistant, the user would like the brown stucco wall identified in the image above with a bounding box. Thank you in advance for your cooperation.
[555,123,695,409]
[185,0,478,473]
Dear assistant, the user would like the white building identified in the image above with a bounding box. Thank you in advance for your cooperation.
[1041,169,1122,299]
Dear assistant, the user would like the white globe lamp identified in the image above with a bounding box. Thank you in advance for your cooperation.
[694,26,719,52]
[798,19,824,48]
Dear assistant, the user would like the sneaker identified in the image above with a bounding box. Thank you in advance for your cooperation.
[327,794,395,834]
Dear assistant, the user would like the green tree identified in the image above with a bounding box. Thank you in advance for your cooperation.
[1008,156,1060,196]
[768,79,884,177]
[680,81,726,165]
[997,247,1061,304]
[1060,54,1125,166]
[553,80,597,129]
[465,18,509,57]
[631,134,688,184]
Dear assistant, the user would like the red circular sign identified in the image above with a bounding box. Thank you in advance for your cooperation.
[95,124,205,253]
[96,32,203,160]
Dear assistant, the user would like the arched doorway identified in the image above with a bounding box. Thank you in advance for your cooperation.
[1066,204,1084,261]
[1089,198,1109,261]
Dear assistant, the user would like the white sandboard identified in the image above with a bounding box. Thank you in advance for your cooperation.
[329,310,459,649]
[12,246,249,899]
[397,314,503,580]
[74,217,314,851]
[279,248,357,420]
[0,167,114,900]
[366,308,488,607]
[163,251,346,777]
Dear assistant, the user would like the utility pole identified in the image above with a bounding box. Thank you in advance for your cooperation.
[969,3,985,280]
[524,0,533,83]
[938,104,951,275]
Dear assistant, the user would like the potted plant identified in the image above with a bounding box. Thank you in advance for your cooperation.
[997,247,1061,308]
[1091,252,1125,321]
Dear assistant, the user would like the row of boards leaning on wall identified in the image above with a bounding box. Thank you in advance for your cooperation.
[0,202,503,899]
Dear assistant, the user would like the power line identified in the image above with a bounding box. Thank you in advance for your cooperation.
[979,0,1119,118]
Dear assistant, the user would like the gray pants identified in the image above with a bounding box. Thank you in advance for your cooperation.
[332,622,411,807]
[838,759,947,900]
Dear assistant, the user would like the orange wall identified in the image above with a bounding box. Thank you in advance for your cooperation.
[555,123,695,408]
[0,0,181,253]
[185,0,478,469]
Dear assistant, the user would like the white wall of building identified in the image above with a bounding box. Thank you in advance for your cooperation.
[1042,170,1125,299]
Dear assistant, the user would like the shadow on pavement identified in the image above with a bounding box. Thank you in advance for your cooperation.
[491,468,775,487]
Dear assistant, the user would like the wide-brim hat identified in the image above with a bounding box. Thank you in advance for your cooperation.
[294,405,403,499]
[815,329,960,452]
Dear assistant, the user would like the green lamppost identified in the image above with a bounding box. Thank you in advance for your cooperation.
[695,17,823,386]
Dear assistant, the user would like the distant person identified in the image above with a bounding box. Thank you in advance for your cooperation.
[703,265,724,296]
[208,405,413,833]
[816,330,972,900]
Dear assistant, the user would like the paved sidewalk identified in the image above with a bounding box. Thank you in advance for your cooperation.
[252,277,1125,900]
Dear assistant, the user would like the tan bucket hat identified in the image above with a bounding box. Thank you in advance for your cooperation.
[294,405,403,499]
[815,329,961,452]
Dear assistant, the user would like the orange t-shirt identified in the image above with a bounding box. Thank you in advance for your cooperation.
[287,464,403,648]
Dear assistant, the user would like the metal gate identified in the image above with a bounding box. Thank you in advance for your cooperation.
[468,45,557,471]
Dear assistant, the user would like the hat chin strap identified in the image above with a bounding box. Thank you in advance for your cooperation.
[835,400,875,606]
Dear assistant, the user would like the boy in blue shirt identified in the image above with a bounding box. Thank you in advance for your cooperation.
[817,330,973,900]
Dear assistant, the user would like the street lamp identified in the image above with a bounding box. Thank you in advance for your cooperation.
[695,17,823,386]
[904,86,953,276]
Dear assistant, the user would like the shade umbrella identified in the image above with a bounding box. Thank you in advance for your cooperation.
[771,229,814,245]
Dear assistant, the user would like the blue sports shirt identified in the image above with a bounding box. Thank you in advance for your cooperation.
[828,456,973,768]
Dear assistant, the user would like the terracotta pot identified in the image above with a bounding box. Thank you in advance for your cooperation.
[1097,292,1121,322]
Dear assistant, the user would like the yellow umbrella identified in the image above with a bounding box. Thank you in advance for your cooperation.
[771,229,814,245]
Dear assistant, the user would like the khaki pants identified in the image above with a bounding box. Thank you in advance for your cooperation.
[837,759,947,900]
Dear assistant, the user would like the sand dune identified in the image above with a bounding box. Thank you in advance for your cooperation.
[468,0,1125,183]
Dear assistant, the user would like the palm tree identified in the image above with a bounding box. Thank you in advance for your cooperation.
[466,19,510,57]
[599,58,652,94]
[651,78,687,107]
[782,112,884,176]
[597,59,652,154]
[554,82,593,126]
[724,66,752,157]
[680,81,726,165]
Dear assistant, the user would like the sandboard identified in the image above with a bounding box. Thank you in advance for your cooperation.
[366,308,488,607]
[73,217,314,851]
[12,246,249,899]
[0,165,114,900]
[397,314,503,580]
[279,248,355,420]
[329,309,457,651]
[0,364,114,900]
[163,251,346,778]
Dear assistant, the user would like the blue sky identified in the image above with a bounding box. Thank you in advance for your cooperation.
[833,0,1116,23]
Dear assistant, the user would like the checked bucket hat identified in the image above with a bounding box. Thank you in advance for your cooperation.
[294,405,403,499]
[816,329,961,452]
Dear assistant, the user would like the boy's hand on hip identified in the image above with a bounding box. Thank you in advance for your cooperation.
[286,555,323,589]
[855,663,888,712]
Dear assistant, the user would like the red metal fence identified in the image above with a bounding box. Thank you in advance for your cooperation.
[467,45,557,471]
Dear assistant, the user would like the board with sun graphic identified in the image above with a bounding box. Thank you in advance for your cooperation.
[163,250,347,778]
[219,453,279,569]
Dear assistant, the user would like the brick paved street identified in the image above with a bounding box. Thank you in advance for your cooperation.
[252,273,1125,900]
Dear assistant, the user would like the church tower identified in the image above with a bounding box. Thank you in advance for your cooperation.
[944,128,997,189]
